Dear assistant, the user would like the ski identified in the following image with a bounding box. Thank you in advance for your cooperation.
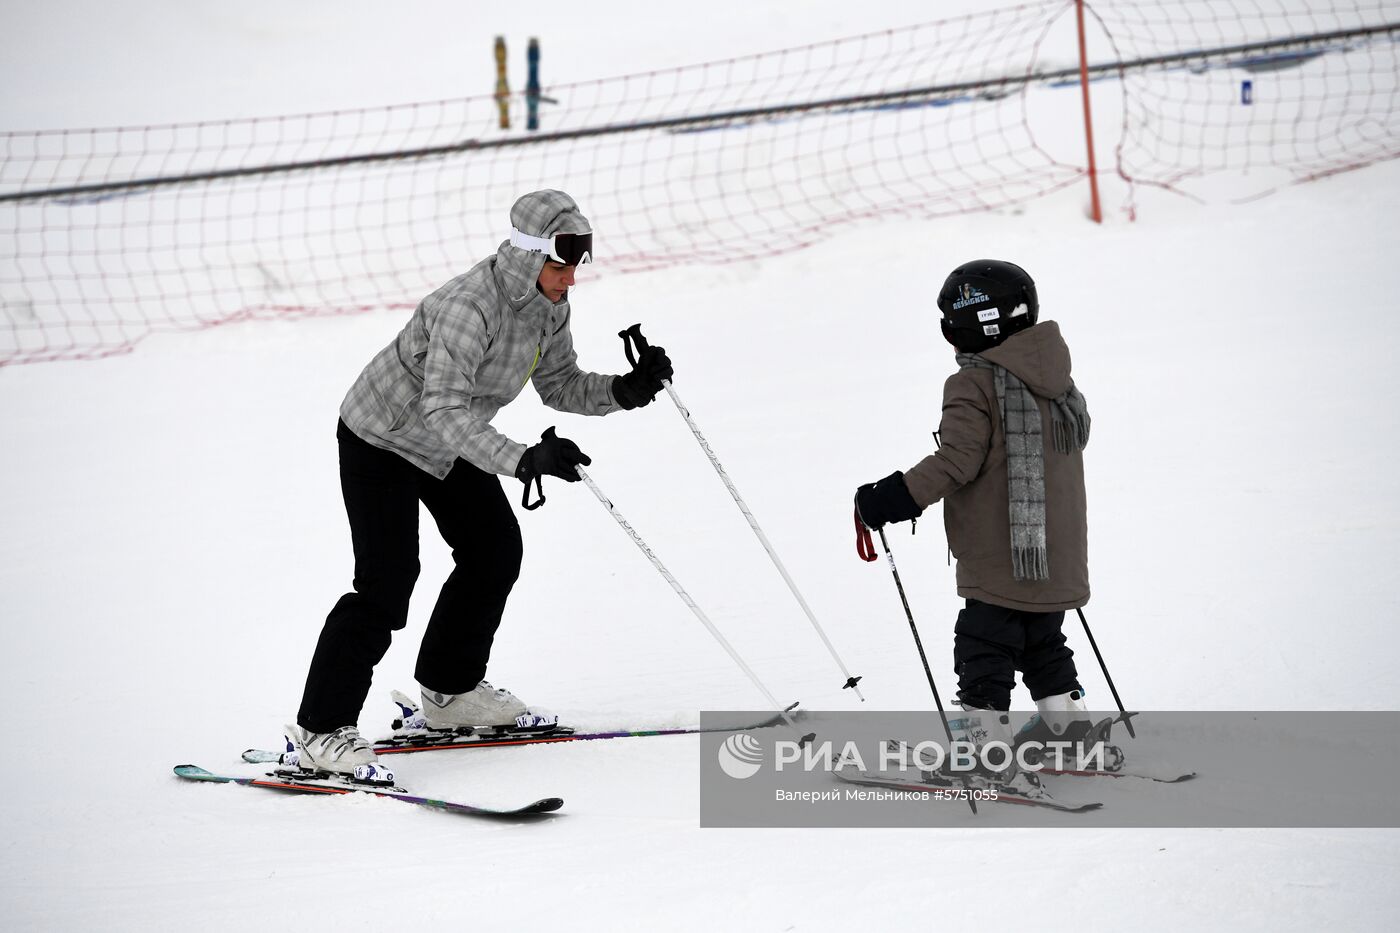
[835,767,1102,813]
[173,765,563,817]
[242,702,799,762]
[1041,765,1196,783]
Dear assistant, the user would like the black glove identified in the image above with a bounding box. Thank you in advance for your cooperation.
[854,471,924,530]
[515,426,592,484]
[613,325,674,410]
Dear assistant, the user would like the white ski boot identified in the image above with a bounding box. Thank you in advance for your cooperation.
[1014,690,1124,772]
[421,681,535,730]
[1022,689,1094,738]
[948,705,1045,797]
[283,724,395,785]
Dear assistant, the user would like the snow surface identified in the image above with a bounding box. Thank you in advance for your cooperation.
[2,2,1399,930]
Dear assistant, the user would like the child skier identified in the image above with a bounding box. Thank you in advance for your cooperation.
[854,259,1094,788]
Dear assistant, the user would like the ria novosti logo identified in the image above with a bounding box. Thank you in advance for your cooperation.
[717,733,764,779]
[716,734,1115,778]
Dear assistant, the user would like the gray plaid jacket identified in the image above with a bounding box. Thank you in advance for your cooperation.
[339,190,619,479]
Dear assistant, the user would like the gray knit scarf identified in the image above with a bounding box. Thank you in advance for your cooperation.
[955,353,1091,581]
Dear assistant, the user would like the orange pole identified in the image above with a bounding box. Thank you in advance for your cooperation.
[1075,0,1103,223]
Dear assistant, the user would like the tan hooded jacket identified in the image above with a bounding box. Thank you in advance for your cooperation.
[903,321,1089,612]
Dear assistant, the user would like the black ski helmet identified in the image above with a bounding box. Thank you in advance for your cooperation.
[937,259,1038,353]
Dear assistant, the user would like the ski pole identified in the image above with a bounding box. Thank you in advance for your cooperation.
[872,525,976,815]
[1075,607,1136,738]
[576,465,798,727]
[619,324,865,702]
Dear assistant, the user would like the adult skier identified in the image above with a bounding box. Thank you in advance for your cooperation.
[854,259,1093,788]
[289,189,673,776]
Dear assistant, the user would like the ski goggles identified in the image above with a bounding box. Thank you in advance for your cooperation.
[509,228,593,266]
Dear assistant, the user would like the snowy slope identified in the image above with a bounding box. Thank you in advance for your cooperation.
[3,2,1400,930]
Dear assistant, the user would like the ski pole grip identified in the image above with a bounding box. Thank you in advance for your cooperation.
[855,508,878,562]
[618,323,650,369]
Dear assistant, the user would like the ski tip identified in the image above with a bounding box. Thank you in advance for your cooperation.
[450,796,565,817]
[173,764,213,778]
[242,748,282,764]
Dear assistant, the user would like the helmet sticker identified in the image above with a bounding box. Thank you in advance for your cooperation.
[977,308,1000,322]
[1009,303,1029,318]
[952,284,990,310]
[983,324,1001,336]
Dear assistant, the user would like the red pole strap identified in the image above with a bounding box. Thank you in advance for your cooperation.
[854,509,878,562]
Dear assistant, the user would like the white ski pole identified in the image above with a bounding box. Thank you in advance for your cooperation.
[576,465,793,718]
[619,324,865,701]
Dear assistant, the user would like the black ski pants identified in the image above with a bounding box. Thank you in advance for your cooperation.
[297,420,523,733]
[952,598,1082,712]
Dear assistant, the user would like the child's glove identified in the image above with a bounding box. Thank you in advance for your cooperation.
[854,471,923,529]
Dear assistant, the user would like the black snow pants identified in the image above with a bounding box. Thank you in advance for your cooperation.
[952,598,1082,712]
[297,420,523,733]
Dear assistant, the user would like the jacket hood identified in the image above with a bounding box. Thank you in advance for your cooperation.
[978,320,1072,398]
[494,189,592,310]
